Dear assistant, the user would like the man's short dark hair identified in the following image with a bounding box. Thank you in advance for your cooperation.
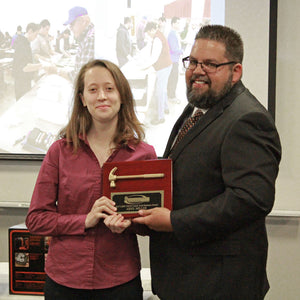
[40,19,50,28]
[144,22,157,33]
[124,17,131,24]
[26,23,40,33]
[195,25,244,63]
[171,17,180,25]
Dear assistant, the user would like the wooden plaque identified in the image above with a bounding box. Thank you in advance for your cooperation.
[102,159,172,218]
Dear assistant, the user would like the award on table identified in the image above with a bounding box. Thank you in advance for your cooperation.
[102,159,172,218]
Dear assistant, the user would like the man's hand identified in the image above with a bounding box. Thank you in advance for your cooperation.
[104,214,131,234]
[133,207,173,232]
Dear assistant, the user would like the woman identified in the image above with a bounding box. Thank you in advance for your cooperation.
[26,59,156,299]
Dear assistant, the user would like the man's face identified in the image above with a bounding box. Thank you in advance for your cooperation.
[40,25,50,36]
[173,20,181,31]
[185,39,239,108]
[146,28,156,39]
[28,30,39,42]
[70,16,85,39]
[126,21,132,30]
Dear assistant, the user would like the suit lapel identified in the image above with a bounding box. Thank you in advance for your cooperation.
[164,81,246,160]
[167,104,224,160]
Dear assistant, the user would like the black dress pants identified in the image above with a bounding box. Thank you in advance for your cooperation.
[44,274,143,300]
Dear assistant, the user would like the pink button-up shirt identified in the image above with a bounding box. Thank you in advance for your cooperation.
[26,138,156,289]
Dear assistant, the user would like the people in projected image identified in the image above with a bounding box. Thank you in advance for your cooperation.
[136,16,147,50]
[116,17,133,68]
[31,19,54,62]
[61,29,71,52]
[143,21,172,125]
[167,17,183,104]
[1,31,12,49]
[11,25,23,49]
[158,16,167,37]
[26,59,156,300]
[55,6,95,82]
[181,20,204,57]
[12,23,56,100]
[180,18,190,51]
[55,29,72,57]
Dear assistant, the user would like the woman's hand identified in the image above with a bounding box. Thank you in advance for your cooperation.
[85,196,116,229]
[104,214,131,234]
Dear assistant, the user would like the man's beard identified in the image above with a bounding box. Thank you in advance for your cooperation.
[186,74,233,109]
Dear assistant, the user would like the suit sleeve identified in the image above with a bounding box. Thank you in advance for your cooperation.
[170,111,281,245]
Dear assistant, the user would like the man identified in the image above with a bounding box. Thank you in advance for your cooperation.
[136,16,147,50]
[134,25,281,299]
[158,16,167,37]
[31,19,54,61]
[11,25,23,49]
[12,23,50,100]
[55,29,71,56]
[62,6,94,81]
[143,22,172,125]
[116,17,132,67]
[167,17,183,103]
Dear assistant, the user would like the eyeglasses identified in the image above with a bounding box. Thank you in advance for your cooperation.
[182,56,237,73]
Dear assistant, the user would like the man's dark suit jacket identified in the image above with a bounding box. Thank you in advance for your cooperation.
[150,81,281,300]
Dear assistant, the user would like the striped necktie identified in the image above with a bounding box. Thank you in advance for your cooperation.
[172,109,203,150]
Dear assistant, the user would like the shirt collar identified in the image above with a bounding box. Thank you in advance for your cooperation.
[192,107,208,116]
[78,135,136,151]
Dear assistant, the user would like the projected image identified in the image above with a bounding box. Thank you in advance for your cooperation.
[0,0,213,157]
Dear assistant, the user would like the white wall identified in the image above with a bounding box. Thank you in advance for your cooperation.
[266,217,300,299]
[263,1,300,297]
[225,0,270,109]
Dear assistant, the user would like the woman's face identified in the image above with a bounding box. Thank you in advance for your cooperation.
[81,66,121,126]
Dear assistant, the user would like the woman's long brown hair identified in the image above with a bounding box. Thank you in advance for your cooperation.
[59,59,145,153]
